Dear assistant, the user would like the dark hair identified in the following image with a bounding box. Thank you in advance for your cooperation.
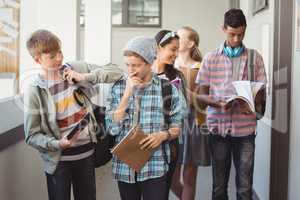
[155,30,181,81]
[224,8,247,28]
[181,26,202,62]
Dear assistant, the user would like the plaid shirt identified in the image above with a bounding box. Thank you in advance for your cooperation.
[196,44,267,137]
[106,73,185,183]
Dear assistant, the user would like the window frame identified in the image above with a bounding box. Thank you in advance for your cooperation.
[112,0,162,28]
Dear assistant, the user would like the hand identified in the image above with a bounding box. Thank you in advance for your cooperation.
[139,132,167,150]
[59,131,80,149]
[237,101,252,114]
[124,72,143,95]
[231,100,252,114]
[62,68,86,84]
[215,100,231,110]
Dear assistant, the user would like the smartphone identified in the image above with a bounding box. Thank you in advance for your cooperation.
[59,63,76,83]
[59,63,71,76]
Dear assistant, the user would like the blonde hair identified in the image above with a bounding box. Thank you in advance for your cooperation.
[181,26,202,62]
[26,29,61,58]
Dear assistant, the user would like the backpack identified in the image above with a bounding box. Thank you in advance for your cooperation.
[160,78,179,198]
[73,88,114,168]
[92,106,114,168]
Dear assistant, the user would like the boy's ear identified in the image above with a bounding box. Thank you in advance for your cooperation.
[222,25,226,32]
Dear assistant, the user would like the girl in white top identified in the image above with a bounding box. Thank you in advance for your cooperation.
[172,26,211,200]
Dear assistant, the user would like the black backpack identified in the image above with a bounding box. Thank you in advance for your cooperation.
[160,79,179,199]
[92,106,114,168]
[73,88,114,168]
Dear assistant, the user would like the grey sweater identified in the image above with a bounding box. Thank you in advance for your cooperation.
[24,61,123,174]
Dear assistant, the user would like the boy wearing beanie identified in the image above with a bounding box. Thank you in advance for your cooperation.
[105,36,186,200]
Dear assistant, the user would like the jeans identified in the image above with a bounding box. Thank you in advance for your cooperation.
[117,175,167,200]
[45,155,96,200]
[210,134,255,200]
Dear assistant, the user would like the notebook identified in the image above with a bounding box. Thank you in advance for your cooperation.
[111,125,156,172]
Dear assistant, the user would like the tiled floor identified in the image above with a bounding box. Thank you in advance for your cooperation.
[95,163,237,200]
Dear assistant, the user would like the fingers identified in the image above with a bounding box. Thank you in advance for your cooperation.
[129,71,138,78]
[140,135,157,150]
[62,68,74,83]
[69,131,80,145]
[63,69,85,83]
[59,131,80,149]
[59,138,71,149]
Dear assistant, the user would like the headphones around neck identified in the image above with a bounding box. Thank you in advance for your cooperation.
[223,44,245,58]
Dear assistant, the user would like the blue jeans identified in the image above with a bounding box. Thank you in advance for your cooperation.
[210,134,255,200]
[45,155,96,200]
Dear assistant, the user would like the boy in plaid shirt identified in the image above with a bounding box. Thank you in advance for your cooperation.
[106,36,186,200]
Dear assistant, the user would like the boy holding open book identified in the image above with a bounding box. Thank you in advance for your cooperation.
[196,9,267,200]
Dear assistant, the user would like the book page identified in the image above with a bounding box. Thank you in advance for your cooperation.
[225,95,254,112]
[232,81,255,111]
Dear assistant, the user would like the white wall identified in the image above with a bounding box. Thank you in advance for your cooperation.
[240,1,274,199]
[289,52,300,200]
[112,0,230,68]
[289,1,300,199]
[84,0,111,65]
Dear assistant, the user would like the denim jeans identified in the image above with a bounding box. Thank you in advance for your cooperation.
[210,134,255,200]
[45,155,96,200]
[117,174,167,200]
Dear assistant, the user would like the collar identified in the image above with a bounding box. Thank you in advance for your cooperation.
[218,42,246,55]
[149,73,160,85]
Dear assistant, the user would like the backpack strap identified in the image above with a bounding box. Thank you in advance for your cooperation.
[247,49,255,81]
[160,78,173,166]
[161,78,172,127]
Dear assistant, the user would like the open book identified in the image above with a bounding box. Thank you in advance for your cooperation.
[225,81,266,113]
[111,126,156,172]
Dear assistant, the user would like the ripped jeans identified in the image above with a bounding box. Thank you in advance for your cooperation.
[210,134,255,200]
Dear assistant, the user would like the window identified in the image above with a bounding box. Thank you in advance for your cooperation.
[112,0,162,27]
[0,0,20,99]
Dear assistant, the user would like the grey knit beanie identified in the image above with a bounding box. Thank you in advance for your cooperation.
[124,36,156,64]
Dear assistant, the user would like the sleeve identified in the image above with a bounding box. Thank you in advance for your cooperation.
[24,87,61,152]
[195,54,210,86]
[84,63,124,84]
[67,61,124,85]
[105,82,131,136]
[169,85,187,127]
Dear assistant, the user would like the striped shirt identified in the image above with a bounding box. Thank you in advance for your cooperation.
[46,79,94,161]
[106,74,185,183]
[196,44,267,137]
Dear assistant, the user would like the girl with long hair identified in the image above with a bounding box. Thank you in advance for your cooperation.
[171,26,211,200]
[153,29,187,200]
